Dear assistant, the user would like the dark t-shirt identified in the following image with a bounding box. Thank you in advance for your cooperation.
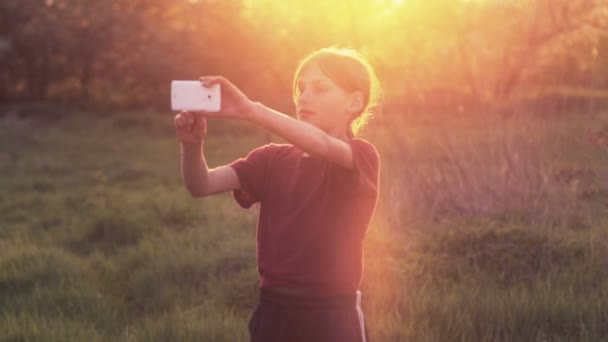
[228,138,380,295]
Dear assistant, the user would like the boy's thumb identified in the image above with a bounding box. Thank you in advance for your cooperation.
[194,114,207,129]
[193,111,205,121]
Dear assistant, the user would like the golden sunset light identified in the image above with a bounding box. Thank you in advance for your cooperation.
[2,0,608,340]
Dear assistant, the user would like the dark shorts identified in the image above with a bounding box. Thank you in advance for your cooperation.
[248,287,370,342]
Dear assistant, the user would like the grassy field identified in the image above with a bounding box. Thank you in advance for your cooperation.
[0,105,607,341]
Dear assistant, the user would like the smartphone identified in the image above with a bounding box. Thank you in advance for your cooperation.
[171,80,221,112]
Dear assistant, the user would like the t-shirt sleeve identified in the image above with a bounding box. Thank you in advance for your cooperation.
[332,138,380,193]
[227,144,276,209]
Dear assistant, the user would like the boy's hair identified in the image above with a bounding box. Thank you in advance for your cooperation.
[292,47,382,138]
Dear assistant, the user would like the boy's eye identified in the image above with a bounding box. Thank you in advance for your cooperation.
[297,83,329,96]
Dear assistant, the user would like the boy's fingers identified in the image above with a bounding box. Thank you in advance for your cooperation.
[176,115,192,128]
[182,111,193,125]
[199,76,223,87]
[190,112,207,128]
[197,110,221,118]
[179,110,189,121]
[174,115,184,127]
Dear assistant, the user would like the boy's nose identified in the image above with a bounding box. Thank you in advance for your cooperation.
[297,92,312,106]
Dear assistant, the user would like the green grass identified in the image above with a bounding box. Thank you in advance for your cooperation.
[1,106,607,341]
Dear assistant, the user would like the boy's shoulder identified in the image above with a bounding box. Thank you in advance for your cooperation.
[349,136,375,146]
[348,137,380,157]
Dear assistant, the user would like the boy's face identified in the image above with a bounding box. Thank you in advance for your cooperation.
[295,63,355,135]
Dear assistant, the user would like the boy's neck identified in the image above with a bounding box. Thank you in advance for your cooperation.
[326,126,350,142]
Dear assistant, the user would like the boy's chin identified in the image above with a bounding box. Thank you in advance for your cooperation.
[301,116,315,124]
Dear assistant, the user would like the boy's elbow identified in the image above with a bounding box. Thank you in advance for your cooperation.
[188,190,202,198]
[186,185,208,198]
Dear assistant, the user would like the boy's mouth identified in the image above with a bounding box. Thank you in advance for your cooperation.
[298,110,316,119]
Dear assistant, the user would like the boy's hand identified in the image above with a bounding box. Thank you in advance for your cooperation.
[174,110,207,145]
[198,76,255,121]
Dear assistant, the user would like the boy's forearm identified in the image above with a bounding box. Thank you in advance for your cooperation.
[180,142,209,197]
[247,101,329,157]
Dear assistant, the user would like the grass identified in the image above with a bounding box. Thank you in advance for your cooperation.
[0,104,607,341]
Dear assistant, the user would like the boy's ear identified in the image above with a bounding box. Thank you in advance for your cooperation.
[346,91,364,116]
